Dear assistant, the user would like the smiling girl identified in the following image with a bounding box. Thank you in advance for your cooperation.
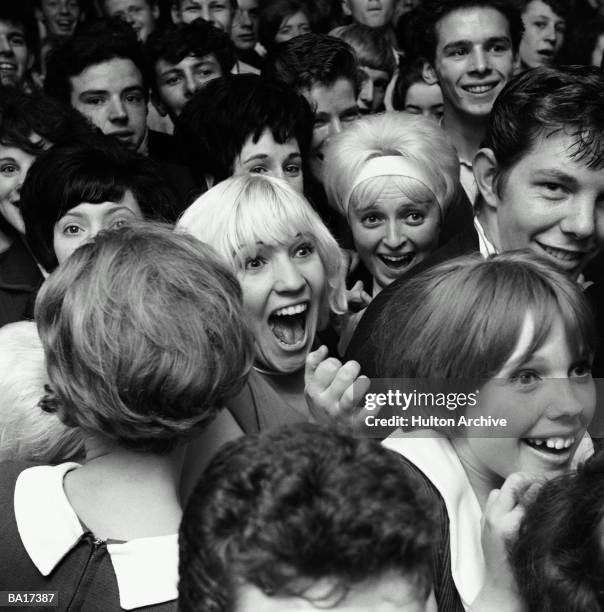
[374,251,596,611]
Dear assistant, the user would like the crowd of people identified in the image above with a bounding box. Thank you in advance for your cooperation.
[1,0,604,610]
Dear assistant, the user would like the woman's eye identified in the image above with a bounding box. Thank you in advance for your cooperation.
[249,166,267,174]
[362,214,381,226]
[571,361,592,378]
[245,257,264,270]
[62,224,82,235]
[511,370,540,386]
[294,242,314,257]
[0,164,18,175]
[110,218,128,229]
[405,211,425,224]
[285,164,301,175]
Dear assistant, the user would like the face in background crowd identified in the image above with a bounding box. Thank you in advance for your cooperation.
[519,0,565,69]
[36,0,81,38]
[357,66,390,114]
[344,0,397,29]
[233,129,304,192]
[0,19,32,87]
[231,0,259,51]
[423,6,516,121]
[154,54,223,119]
[103,0,159,42]
[305,77,359,184]
[0,144,38,234]
[403,81,444,123]
[69,58,148,151]
[52,191,143,264]
[274,10,311,44]
[172,0,235,32]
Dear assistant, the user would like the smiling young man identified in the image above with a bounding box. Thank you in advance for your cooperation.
[0,6,37,89]
[413,0,523,203]
[345,65,604,377]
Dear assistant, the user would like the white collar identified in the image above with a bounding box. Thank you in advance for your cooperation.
[382,432,484,609]
[14,463,178,610]
[473,217,497,259]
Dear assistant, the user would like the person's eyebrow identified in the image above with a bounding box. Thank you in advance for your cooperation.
[241,153,268,164]
[122,85,144,93]
[0,157,17,163]
[78,89,108,99]
[533,169,579,188]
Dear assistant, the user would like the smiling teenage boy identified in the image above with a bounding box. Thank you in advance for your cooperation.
[413,0,523,203]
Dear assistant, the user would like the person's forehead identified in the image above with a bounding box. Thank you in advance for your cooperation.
[523,0,564,20]
[105,0,150,9]
[0,19,26,35]
[307,78,357,113]
[42,0,81,7]
[156,53,220,73]
[435,6,511,47]
[71,58,143,91]
[237,0,259,9]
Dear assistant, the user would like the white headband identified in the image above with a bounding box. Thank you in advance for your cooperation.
[344,155,442,215]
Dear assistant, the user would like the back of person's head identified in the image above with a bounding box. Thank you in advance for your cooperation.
[511,450,604,611]
[262,32,359,94]
[324,111,459,219]
[410,0,523,64]
[0,4,39,55]
[0,86,94,155]
[392,57,429,109]
[179,423,437,612]
[145,18,236,85]
[330,23,397,76]
[0,321,83,464]
[258,0,315,53]
[481,65,604,202]
[36,222,254,454]
[376,251,595,380]
[174,73,313,184]
[45,17,150,105]
[20,140,177,271]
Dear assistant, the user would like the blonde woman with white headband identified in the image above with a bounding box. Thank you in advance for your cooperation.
[324,111,460,352]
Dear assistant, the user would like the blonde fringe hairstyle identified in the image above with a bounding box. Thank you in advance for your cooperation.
[0,321,83,463]
[177,175,347,315]
[324,111,460,219]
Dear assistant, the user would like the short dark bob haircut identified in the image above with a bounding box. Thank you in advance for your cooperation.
[174,73,313,184]
[20,139,177,271]
[258,0,315,53]
[36,222,254,455]
[179,423,437,612]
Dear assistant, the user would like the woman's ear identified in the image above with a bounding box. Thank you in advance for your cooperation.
[422,61,438,86]
[473,148,500,211]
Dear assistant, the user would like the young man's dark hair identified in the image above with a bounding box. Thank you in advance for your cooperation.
[263,31,359,93]
[479,64,604,204]
[21,140,176,271]
[145,19,235,119]
[44,17,150,105]
[0,86,93,155]
[174,73,313,185]
[410,0,524,64]
[145,19,235,81]
[179,424,437,612]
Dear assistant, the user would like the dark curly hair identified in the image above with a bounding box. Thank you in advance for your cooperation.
[179,423,437,612]
[511,450,604,612]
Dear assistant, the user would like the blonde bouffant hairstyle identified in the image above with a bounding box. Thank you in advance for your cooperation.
[324,111,460,219]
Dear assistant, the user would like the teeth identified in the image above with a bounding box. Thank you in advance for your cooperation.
[541,245,582,262]
[465,84,495,94]
[527,436,575,450]
[273,303,308,317]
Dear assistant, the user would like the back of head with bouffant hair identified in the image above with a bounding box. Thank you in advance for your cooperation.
[35,222,254,454]
[375,251,596,383]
